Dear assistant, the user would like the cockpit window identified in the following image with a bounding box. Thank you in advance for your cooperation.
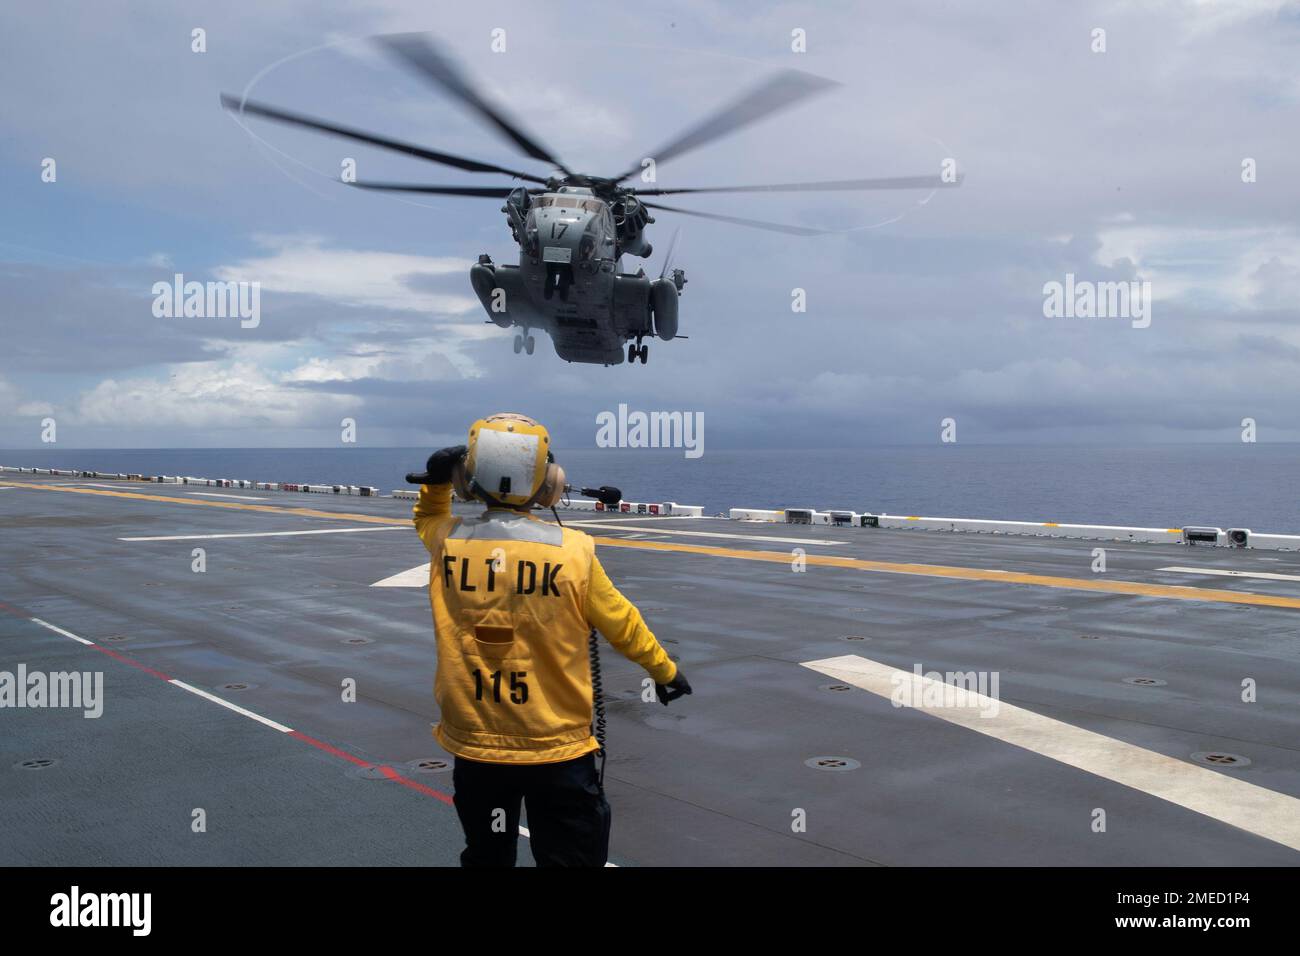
[533,195,605,213]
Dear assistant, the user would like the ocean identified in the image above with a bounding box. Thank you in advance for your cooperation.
[4,444,1298,534]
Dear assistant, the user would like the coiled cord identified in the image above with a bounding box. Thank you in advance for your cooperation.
[588,626,608,787]
[554,506,609,789]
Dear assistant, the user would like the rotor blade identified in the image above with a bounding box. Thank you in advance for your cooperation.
[220,93,547,183]
[642,201,829,237]
[377,32,574,176]
[613,69,839,183]
[635,172,963,196]
[658,227,680,279]
[349,182,531,197]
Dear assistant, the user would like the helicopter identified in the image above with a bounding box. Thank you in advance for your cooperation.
[222,33,960,367]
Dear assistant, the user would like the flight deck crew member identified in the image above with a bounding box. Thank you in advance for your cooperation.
[412,413,692,867]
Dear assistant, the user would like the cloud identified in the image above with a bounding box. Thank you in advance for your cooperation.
[73,362,353,429]
[1248,256,1300,309]
[215,235,478,316]
[7,0,1300,447]
[0,375,54,417]
[1095,224,1300,306]
[0,264,231,374]
[282,344,464,384]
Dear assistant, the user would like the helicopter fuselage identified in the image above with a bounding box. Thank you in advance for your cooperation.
[468,185,682,366]
[223,41,954,369]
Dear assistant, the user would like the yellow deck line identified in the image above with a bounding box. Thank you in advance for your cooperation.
[589,536,1300,608]
[0,481,409,525]
[5,479,1300,610]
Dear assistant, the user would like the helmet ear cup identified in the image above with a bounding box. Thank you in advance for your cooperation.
[450,458,473,502]
[535,462,565,508]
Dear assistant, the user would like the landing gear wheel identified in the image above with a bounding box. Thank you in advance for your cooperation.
[525,335,535,355]
[513,335,523,354]
[639,345,648,364]
[628,343,637,364]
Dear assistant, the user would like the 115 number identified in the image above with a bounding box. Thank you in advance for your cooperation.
[473,669,529,704]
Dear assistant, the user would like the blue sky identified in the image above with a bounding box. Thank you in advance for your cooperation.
[4,0,1300,449]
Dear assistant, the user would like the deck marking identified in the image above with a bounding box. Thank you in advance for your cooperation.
[565,515,720,524]
[372,563,431,588]
[566,519,847,545]
[120,526,410,542]
[30,616,95,645]
[590,536,1300,610]
[1158,566,1300,583]
[378,764,458,803]
[91,644,173,681]
[187,491,269,500]
[19,608,596,856]
[169,679,296,733]
[288,730,371,767]
[0,480,411,526]
[802,654,1300,853]
[11,603,466,815]
[9,479,1300,610]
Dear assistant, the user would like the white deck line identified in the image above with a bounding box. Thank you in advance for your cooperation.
[802,654,1300,853]
[565,520,846,546]
[1158,566,1300,583]
[186,492,270,500]
[30,617,96,645]
[168,679,295,733]
[119,527,410,542]
[371,564,431,588]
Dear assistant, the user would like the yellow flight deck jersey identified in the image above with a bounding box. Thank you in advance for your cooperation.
[414,482,678,764]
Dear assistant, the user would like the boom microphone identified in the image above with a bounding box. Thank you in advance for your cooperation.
[405,466,621,508]
[577,485,622,507]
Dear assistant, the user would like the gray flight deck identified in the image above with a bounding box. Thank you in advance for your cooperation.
[1,473,1299,866]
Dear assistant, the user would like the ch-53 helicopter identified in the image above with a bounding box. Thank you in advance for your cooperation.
[222,33,960,367]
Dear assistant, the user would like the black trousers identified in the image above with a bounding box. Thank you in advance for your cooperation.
[452,752,611,867]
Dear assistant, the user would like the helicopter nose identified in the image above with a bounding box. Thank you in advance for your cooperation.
[536,208,589,261]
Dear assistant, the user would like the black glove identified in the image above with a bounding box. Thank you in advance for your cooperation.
[655,668,692,706]
[407,445,467,485]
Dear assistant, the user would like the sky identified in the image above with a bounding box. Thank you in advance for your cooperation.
[3,0,1300,450]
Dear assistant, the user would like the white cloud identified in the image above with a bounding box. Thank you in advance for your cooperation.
[1094,224,1300,306]
[73,362,353,429]
[0,375,54,418]
[215,235,479,316]
[283,343,463,383]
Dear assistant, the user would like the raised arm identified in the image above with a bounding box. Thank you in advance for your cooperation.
[410,445,467,553]
[413,482,454,553]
